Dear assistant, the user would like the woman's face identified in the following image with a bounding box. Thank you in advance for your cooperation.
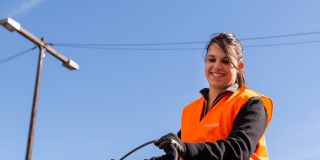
[205,43,238,91]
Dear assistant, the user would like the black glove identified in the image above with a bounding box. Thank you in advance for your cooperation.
[154,133,186,159]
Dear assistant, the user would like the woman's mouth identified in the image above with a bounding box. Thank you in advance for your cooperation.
[211,73,225,79]
[212,73,224,77]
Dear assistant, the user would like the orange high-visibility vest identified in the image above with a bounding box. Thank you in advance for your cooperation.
[181,88,273,160]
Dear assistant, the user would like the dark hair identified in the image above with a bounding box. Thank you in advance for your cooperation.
[205,32,246,88]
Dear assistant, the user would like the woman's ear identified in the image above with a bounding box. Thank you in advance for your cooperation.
[238,63,244,69]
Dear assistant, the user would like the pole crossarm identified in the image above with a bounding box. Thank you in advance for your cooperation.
[18,28,68,62]
[0,17,79,70]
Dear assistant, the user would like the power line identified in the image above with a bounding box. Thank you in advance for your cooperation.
[0,47,36,65]
[54,45,205,50]
[244,40,320,48]
[52,41,206,47]
[1,39,316,66]
[240,31,320,40]
[51,31,320,47]
[54,39,320,51]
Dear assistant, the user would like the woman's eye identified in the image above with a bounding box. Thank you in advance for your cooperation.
[222,60,229,64]
[208,59,216,62]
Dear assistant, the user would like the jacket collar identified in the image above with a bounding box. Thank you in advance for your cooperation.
[199,83,239,101]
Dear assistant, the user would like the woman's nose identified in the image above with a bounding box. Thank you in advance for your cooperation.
[214,62,223,70]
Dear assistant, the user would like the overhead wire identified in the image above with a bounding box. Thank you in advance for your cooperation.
[51,30,320,47]
[0,47,37,65]
[239,31,320,41]
[244,40,320,48]
[53,39,320,51]
[53,45,205,51]
[2,31,318,62]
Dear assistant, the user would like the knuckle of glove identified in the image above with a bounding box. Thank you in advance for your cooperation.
[157,133,174,146]
[158,140,171,149]
[159,133,172,141]
[157,133,184,155]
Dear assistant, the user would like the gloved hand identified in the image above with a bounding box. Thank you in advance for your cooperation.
[154,133,186,159]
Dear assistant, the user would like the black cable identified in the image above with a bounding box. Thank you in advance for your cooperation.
[239,31,320,41]
[53,41,205,47]
[118,140,178,160]
[244,40,320,48]
[119,140,155,160]
[53,39,320,51]
[54,45,204,51]
[0,47,36,65]
[170,144,178,160]
[52,31,320,47]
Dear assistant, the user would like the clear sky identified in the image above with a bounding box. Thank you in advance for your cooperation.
[1,1,320,160]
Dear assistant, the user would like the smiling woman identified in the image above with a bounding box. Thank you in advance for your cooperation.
[205,33,245,88]
[151,33,273,160]
[204,33,246,112]
[205,43,240,97]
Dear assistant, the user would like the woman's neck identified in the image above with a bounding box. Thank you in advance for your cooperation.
[207,88,224,109]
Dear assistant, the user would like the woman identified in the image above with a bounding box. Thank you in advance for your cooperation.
[151,33,273,160]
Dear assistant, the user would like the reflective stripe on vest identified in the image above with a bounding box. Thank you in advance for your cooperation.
[181,88,273,160]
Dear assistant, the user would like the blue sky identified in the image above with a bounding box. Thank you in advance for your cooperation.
[1,1,320,160]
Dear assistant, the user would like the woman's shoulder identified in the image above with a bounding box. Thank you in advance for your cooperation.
[227,87,273,109]
[234,88,273,122]
[234,87,271,100]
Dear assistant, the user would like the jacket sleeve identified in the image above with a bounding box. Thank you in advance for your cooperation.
[150,130,182,160]
[183,97,268,160]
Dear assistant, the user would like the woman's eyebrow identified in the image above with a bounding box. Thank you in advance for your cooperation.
[207,55,228,58]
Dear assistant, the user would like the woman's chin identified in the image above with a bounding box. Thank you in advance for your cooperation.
[209,83,230,90]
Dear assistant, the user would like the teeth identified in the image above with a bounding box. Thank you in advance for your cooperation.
[212,73,223,77]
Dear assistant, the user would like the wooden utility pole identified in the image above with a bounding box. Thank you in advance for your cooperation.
[0,18,80,160]
[25,38,45,160]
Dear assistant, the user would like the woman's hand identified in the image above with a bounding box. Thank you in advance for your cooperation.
[154,133,186,159]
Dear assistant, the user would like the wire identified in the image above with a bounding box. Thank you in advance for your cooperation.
[0,47,36,65]
[239,31,320,41]
[244,40,320,48]
[51,31,320,47]
[119,140,156,160]
[170,144,178,160]
[55,45,205,51]
[53,39,320,51]
[53,41,206,47]
[117,140,178,160]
